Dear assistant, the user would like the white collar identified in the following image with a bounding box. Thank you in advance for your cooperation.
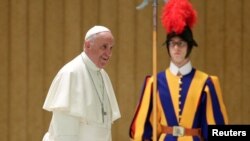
[81,52,101,72]
[169,61,192,76]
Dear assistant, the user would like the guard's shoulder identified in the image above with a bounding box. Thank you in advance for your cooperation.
[194,69,210,79]
[195,69,208,76]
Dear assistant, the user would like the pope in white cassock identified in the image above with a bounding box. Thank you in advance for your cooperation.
[42,25,121,141]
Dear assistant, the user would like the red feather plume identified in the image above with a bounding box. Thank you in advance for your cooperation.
[161,0,197,34]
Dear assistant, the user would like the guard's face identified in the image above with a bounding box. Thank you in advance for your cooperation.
[85,32,114,68]
[169,37,189,67]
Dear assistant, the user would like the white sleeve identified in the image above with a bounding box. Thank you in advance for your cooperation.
[50,111,80,141]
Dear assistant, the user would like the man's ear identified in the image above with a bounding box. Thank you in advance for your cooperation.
[84,40,91,48]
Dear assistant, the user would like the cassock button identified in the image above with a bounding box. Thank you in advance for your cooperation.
[179,80,182,84]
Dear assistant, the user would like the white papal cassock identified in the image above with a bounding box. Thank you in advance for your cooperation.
[42,52,121,141]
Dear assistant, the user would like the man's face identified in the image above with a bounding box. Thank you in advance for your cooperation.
[168,36,189,67]
[85,32,114,68]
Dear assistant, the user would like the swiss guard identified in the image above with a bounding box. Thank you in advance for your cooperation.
[129,0,228,141]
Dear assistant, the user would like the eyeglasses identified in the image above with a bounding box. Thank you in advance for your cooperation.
[168,40,187,48]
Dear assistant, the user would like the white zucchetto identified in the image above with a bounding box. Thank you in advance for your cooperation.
[85,25,110,40]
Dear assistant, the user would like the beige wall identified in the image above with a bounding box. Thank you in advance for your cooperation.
[0,0,249,141]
